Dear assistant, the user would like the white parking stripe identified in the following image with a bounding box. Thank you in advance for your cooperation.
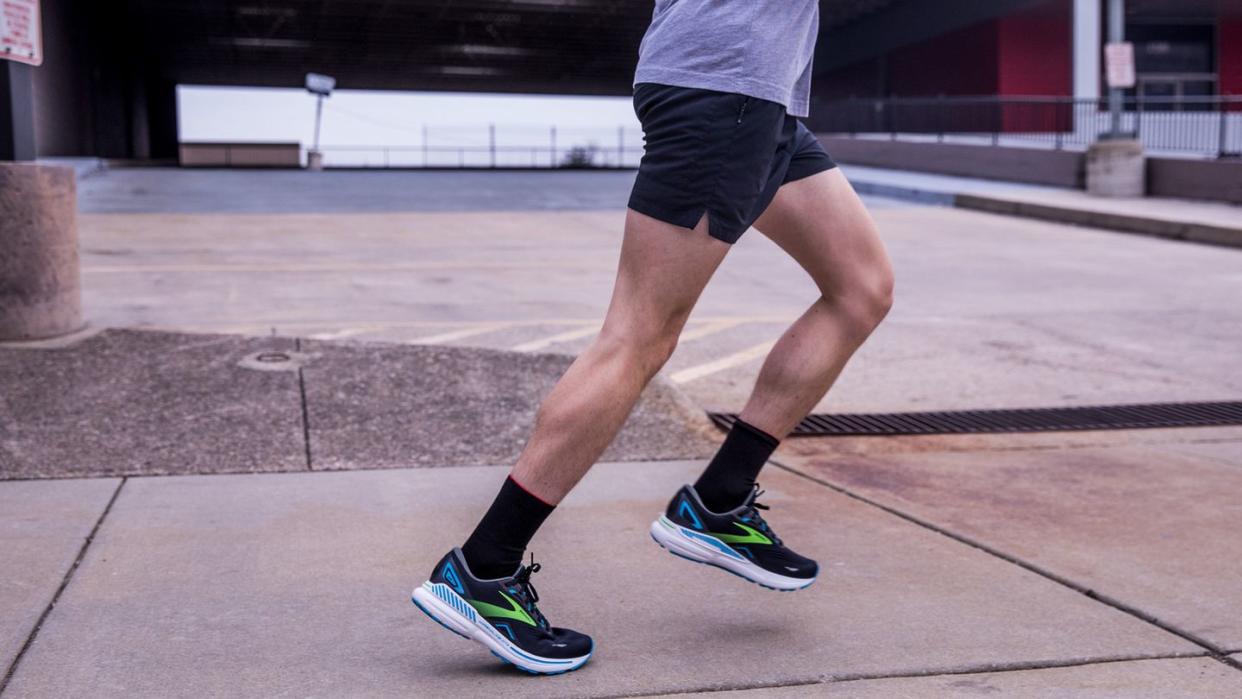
[512,325,601,352]
[308,327,370,341]
[408,323,512,345]
[677,319,745,343]
[670,340,777,384]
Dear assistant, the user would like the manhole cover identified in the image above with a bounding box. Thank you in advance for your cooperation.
[238,350,311,372]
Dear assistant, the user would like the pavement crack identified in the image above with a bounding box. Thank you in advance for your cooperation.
[769,458,1235,659]
[0,477,127,696]
[608,652,1216,698]
[294,337,314,471]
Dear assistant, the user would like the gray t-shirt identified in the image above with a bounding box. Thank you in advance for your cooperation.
[633,0,820,118]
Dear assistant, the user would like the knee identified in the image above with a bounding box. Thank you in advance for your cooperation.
[829,258,894,334]
[596,322,680,378]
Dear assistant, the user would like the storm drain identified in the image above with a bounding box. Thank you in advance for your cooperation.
[709,401,1242,437]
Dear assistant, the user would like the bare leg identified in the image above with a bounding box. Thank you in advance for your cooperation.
[510,210,730,504]
[739,169,894,438]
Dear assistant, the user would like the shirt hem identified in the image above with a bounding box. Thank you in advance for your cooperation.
[633,67,810,118]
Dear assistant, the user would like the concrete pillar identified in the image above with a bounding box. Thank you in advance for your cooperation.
[0,163,83,340]
[1086,139,1145,197]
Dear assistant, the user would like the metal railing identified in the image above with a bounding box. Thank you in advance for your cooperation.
[314,124,645,169]
[813,96,1242,159]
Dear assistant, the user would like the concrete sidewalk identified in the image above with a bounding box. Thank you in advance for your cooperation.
[3,435,1241,696]
[842,165,1242,249]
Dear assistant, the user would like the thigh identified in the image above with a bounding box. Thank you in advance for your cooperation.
[752,168,890,299]
[603,209,731,339]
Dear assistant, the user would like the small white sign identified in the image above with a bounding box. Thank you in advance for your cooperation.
[1105,42,1136,89]
[1,0,42,66]
[305,72,336,96]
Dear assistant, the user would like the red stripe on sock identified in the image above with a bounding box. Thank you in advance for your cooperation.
[507,475,556,508]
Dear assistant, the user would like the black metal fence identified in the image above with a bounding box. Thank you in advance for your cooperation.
[316,124,645,169]
[814,96,1242,158]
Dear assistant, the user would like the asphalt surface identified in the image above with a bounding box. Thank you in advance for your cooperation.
[72,167,1242,414]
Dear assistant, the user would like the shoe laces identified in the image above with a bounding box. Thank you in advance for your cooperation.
[742,486,783,546]
[508,553,550,631]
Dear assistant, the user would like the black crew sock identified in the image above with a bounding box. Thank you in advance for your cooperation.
[693,419,780,513]
[461,476,555,580]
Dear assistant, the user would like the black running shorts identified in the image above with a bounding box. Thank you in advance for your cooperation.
[628,83,837,244]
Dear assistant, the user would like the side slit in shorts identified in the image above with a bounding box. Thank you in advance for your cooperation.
[627,82,837,244]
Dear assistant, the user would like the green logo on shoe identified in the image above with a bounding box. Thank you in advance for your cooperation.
[711,522,772,546]
[469,592,537,627]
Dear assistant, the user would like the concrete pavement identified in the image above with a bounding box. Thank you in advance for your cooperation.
[5,459,1238,697]
[0,329,717,478]
[68,168,1242,414]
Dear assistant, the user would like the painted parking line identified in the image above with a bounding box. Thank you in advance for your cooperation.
[512,325,601,352]
[670,340,777,384]
[307,327,372,341]
[83,260,613,274]
[409,323,514,345]
[677,319,746,343]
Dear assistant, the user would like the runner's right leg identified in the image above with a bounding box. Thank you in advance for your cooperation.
[414,210,729,674]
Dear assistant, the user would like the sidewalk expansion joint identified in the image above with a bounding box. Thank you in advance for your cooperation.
[294,337,314,471]
[609,652,1215,698]
[0,477,127,696]
[768,458,1236,661]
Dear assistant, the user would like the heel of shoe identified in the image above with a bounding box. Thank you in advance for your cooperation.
[650,516,715,564]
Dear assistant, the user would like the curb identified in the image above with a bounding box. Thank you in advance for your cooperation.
[850,178,1242,250]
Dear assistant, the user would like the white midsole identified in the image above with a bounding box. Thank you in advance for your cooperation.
[411,582,590,674]
[650,516,815,591]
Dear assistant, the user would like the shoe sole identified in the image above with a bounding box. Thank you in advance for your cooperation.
[649,516,816,592]
[411,582,593,675]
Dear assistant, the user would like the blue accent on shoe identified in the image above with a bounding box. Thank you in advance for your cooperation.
[494,622,516,641]
[411,594,470,640]
[678,498,704,530]
[649,532,815,592]
[680,527,744,560]
[442,560,466,596]
[735,545,754,560]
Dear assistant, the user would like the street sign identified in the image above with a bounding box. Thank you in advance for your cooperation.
[305,72,336,96]
[1,0,42,66]
[1105,42,1136,89]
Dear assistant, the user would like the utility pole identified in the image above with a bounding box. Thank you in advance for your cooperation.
[1106,0,1126,139]
[305,73,335,170]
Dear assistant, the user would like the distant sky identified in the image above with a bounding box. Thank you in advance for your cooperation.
[177,86,641,150]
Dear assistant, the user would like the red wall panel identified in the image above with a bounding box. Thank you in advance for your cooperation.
[887,21,999,96]
[1221,19,1242,96]
[997,0,1073,96]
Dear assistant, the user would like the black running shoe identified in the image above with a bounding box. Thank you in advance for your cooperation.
[650,484,818,591]
[411,548,593,675]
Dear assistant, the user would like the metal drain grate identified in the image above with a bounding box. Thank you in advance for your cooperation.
[709,401,1242,437]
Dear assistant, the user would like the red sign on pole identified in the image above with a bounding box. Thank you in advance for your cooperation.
[1,0,42,66]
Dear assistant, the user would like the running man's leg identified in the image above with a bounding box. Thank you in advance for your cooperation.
[510,210,729,502]
[413,211,728,674]
[461,210,729,579]
[654,169,891,592]
[691,168,892,512]
[740,168,893,438]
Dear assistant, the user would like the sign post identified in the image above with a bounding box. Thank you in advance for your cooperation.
[1104,0,1129,139]
[1,0,40,161]
[305,72,335,170]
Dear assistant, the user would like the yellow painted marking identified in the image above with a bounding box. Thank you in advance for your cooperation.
[512,325,601,352]
[308,327,371,341]
[407,323,513,345]
[670,341,777,384]
[677,319,746,343]
[83,260,611,274]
